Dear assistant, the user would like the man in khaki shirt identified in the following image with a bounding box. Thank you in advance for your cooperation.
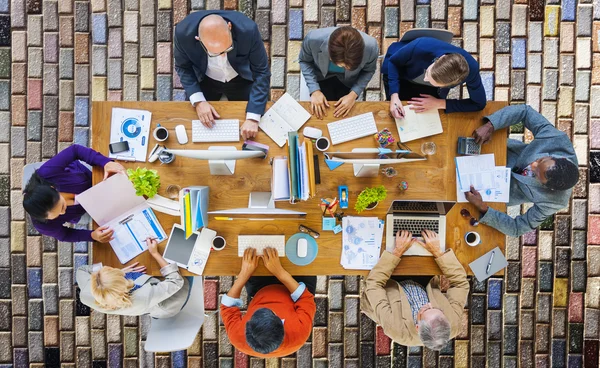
[360,230,470,350]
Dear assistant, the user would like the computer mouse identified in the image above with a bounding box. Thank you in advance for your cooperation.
[297,238,308,258]
[175,125,188,144]
[303,126,323,139]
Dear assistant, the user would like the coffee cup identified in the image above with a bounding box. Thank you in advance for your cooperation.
[212,236,226,251]
[465,231,481,246]
[153,126,169,142]
[315,137,330,151]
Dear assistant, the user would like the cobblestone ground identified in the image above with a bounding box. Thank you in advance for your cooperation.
[1,0,599,367]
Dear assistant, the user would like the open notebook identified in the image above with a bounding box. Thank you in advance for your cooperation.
[394,103,443,142]
[259,93,311,147]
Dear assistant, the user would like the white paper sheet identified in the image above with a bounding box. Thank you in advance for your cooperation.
[457,166,511,203]
[259,93,311,147]
[455,154,496,192]
[272,158,291,201]
[394,104,443,143]
[340,217,385,270]
[109,108,152,162]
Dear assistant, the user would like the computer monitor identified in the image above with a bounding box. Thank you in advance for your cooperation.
[324,148,426,177]
[208,192,306,220]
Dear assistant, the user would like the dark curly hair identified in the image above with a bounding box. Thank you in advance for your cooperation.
[545,157,579,191]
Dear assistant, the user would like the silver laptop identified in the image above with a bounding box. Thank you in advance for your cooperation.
[385,200,455,256]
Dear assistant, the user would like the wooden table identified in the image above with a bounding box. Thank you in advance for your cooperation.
[92,101,508,276]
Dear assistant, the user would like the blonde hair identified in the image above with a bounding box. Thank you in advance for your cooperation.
[90,266,134,310]
[430,53,470,87]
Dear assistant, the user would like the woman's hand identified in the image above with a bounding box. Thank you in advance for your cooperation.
[391,230,413,258]
[103,161,126,180]
[262,247,286,277]
[91,225,114,243]
[407,94,446,113]
[122,262,146,274]
[239,248,259,280]
[389,93,405,119]
[146,238,159,255]
[310,90,330,119]
[333,91,358,118]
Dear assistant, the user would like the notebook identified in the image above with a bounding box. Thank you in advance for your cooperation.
[259,93,311,147]
[394,103,443,142]
[179,186,209,239]
[469,247,508,282]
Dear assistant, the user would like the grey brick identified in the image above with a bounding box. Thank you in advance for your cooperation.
[43,284,58,315]
[43,0,59,31]
[59,299,74,330]
[59,48,74,79]
[560,55,575,85]
[28,331,44,362]
[77,346,92,367]
[123,43,138,74]
[140,90,154,101]
[255,10,270,40]
[59,80,74,110]
[0,238,8,267]
[41,127,57,158]
[43,96,59,127]
[156,74,172,101]
[140,0,155,25]
[553,309,567,338]
[123,75,138,101]
[11,127,26,157]
[577,5,593,36]
[139,27,155,57]
[107,59,122,90]
[0,81,8,111]
[74,2,89,32]
[27,111,42,141]
[43,63,59,95]
[156,11,171,42]
[92,45,107,76]
[74,65,90,95]
[107,0,123,27]
[28,15,43,46]
[328,279,343,310]
[28,299,43,331]
[271,57,285,88]
[0,300,11,330]
[543,38,559,68]
[0,112,10,142]
[12,285,27,315]
[11,254,26,284]
[584,308,599,339]
[571,261,587,292]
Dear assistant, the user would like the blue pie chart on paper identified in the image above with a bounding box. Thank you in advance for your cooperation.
[121,118,142,138]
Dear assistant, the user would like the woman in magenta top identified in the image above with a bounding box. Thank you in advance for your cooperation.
[22,145,126,242]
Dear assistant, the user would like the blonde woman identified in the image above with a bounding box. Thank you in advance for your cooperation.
[76,239,190,318]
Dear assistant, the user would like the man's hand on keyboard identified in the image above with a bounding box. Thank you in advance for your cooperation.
[240,119,259,140]
[195,101,221,128]
[310,90,330,119]
[239,248,259,280]
[391,230,416,258]
[262,247,286,278]
[420,230,444,258]
[333,91,358,118]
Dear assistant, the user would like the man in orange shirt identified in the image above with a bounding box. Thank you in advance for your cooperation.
[220,248,316,358]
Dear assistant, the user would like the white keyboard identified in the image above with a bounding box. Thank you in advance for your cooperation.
[191,119,240,142]
[327,112,378,145]
[238,235,286,257]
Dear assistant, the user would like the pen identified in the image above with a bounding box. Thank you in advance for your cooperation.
[142,238,158,242]
[486,250,495,274]
[394,102,405,118]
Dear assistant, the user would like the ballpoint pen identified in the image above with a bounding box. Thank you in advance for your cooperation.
[394,102,405,118]
[485,250,495,274]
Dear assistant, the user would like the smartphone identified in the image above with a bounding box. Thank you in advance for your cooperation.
[109,141,130,154]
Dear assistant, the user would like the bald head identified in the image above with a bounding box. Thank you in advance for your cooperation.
[197,15,232,55]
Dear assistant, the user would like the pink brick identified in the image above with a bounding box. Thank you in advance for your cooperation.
[375,326,391,355]
[591,120,600,149]
[27,79,43,110]
[59,16,74,47]
[457,309,469,339]
[522,230,537,245]
[522,246,537,277]
[12,63,26,94]
[156,43,172,74]
[568,293,584,323]
[588,216,600,245]
[173,0,187,24]
[107,91,122,101]
[11,96,27,126]
[203,279,218,310]
[234,349,249,368]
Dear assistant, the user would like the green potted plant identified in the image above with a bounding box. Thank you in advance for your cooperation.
[127,167,161,198]
[355,185,387,213]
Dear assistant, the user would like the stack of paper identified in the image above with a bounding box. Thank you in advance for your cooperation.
[179,186,209,239]
[259,93,311,147]
[286,131,316,203]
[340,217,385,270]
[455,154,511,203]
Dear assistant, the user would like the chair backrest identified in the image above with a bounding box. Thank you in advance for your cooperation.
[144,276,206,352]
[22,162,45,189]
[399,28,454,44]
[299,72,311,101]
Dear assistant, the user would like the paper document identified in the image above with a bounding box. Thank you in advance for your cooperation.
[259,93,311,147]
[457,166,511,203]
[109,108,152,162]
[455,154,496,192]
[271,158,290,201]
[340,217,385,270]
[187,228,216,275]
[394,104,443,143]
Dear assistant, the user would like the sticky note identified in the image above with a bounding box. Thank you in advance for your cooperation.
[322,217,336,231]
[333,225,343,234]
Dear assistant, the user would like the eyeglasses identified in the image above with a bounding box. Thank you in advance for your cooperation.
[198,30,234,57]
[299,225,320,239]
[460,208,479,227]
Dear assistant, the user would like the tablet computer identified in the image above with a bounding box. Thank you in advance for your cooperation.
[163,224,200,269]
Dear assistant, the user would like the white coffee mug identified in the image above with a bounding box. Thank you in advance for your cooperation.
[465,231,481,246]
[212,236,226,251]
[153,126,169,142]
[315,137,330,152]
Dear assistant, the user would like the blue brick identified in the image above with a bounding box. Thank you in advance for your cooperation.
[74,254,88,273]
[464,0,479,20]
[74,127,90,147]
[74,97,89,126]
[539,262,554,292]
[487,279,503,310]
[552,339,566,368]
[289,10,303,40]
[480,72,494,101]
[561,0,576,21]
[74,241,89,253]
[171,350,186,368]
[511,39,526,69]
[156,75,172,102]
[14,348,28,366]
[27,268,42,298]
[0,0,8,13]
[173,89,186,101]
[108,344,122,368]
[567,355,582,368]
[471,294,486,324]
[92,13,107,45]
[416,0,430,3]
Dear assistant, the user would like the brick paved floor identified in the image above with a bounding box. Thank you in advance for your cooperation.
[1,0,599,367]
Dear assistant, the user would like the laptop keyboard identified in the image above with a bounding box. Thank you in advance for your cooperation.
[393,219,440,237]
[392,201,439,213]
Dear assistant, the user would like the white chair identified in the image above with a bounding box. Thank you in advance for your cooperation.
[144,276,206,352]
[299,72,311,101]
[399,28,453,43]
[22,162,45,189]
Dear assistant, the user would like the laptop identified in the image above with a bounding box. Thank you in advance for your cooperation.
[163,224,216,274]
[385,200,455,256]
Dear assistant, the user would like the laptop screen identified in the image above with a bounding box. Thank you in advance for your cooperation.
[390,201,455,215]
[163,226,198,266]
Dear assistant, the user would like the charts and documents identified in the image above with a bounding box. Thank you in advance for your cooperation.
[340,217,385,270]
[109,108,152,162]
[259,92,311,147]
[455,154,511,203]
[394,104,443,143]
[76,174,167,264]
